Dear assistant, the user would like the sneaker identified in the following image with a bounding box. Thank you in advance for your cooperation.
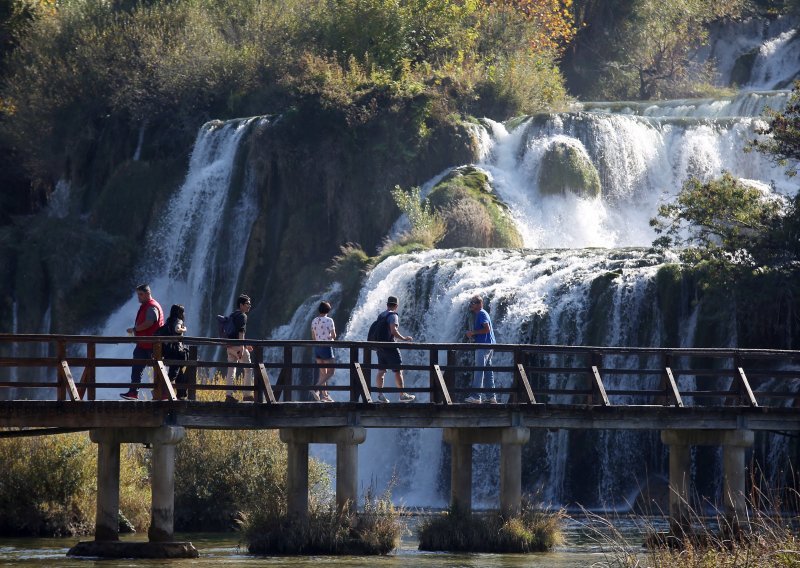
[485,396,499,404]
[321,395,335,403]
[399,393,416,403]
[120,390,138,401]
[464,396,482,404]
[243,395,255,402]
[224,394,238,403]
[310,390,321,402]
[377,394,390,403]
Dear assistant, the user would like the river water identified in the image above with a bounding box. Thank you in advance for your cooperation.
[0,517,649,567]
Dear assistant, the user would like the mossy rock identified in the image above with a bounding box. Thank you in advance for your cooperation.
[538,141,601,199]
[729,49,759,87]
[428,166,523,248]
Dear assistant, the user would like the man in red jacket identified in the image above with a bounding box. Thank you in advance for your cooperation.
[121,284,164,400]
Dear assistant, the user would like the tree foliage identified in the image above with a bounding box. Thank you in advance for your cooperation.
[751,81,800,177]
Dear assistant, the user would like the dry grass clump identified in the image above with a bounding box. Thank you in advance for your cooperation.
[240,489,404,555]
[0,431,150,536]
[417,502,565,553]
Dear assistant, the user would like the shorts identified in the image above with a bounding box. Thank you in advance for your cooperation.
[314,346,335,360]
[377,348,402,371]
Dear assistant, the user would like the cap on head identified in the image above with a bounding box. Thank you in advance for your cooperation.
[387,296,398,306]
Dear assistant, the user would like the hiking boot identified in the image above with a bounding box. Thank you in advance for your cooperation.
[377,393,390,403]
[120,390,138,401]
[464,396,482,404]
[399,393,416,403]
[310,390,321,402]
[243,395,255,402]
[225,394,238,403]
[485,396,499,404]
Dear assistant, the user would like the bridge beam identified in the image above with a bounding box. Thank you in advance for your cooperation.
[661,429,754,534]
[443,427,530,516]
[280,427,367,516]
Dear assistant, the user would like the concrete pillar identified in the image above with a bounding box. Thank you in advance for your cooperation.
[336,442,358,512]
[280,427,366,518]
[444,427,529,516]
[95,442,120,541]
[450,441,472,514]
[501,441,522,517]
[286,441,309,519]
[667,441,691,535]
[149,441,177,542]
[722,430,754,531]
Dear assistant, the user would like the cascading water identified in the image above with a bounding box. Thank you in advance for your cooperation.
[325,88,795,509]
[95,117,264,387]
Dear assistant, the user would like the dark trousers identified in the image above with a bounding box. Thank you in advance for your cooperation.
[130,345,153,390]
[167,349,189,398]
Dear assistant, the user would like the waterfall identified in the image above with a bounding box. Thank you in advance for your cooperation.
[47,179,71,219]
[332,86,796,508]
[95,117,264,386]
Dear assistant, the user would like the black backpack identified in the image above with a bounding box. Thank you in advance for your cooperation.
[155,321,183,358]
[367,311,391,342]
[216,312,238,339]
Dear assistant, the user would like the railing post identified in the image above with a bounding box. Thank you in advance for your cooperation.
[350,346,360,402]
[512,349,523,404]
[430,349,440,404]
[445,349,456,400]
[86,342,96,401]
[187,346,198,401]
[659,353,673,406]
[251,346,263,402]
[590,351,602,405]
[152,343,164,400]
[56,340,66,401]
[274,345,293,402]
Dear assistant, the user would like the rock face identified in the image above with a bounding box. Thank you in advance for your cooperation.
[427,166,523,249]
[537,140,601,199]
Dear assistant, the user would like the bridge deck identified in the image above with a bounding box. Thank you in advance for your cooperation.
[1,400,796,431]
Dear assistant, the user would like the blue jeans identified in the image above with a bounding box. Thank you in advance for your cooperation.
[130,345,153,390]
[471,348,494,400]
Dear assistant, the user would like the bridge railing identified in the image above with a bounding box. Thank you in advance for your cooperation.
[0,334,799,407]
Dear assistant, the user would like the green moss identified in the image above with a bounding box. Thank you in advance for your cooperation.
[655,264,685,347]
[428,165,523,248]
[538,141,601,198]
[585,271,619,345]
[730,49,759,87]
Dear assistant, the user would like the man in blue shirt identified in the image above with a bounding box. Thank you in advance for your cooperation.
[465,295,497,404]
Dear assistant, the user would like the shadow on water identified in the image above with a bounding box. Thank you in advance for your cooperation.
[0,516,652,567]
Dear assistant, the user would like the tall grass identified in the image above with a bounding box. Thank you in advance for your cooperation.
[240,488,404,555]
[417,502,566,553]
[0,431,150,536]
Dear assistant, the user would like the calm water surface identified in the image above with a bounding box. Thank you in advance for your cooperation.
[0,518,649,567]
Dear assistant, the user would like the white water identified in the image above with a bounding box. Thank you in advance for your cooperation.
[95,118,263,386]
[334,89,796,508]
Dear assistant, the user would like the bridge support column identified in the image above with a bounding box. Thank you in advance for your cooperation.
[68,427,196,559]
[280,427,367,516]
[95,441,121,541]
[661,429,754,535]
[444,427,530,516]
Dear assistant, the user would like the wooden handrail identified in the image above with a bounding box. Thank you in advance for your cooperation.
[0,334,798,407]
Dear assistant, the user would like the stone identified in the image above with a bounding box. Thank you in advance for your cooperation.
[67,541,199,559]
[538,140,601,199]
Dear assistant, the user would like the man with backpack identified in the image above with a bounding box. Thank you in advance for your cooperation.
[121,284,164,400]
[223,294,253,403]
[371,296,415,403]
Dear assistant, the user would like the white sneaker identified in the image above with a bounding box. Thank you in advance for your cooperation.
[399,393,416,403]
[485,397,499,404]
[310,390,321,402]
[465,396,482,404]
[377,394,390,403]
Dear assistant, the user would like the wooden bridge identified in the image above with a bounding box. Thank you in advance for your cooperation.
[1,334,799,557]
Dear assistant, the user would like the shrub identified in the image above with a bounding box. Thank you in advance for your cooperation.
[417,503,565,553]
[241,489,403,555]
[0,431,149,537]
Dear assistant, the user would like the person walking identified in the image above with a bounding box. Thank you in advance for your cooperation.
[224,294,253,403]
[310,300,336,402]
[465,295,497,404]
[161,304,189,400]
[375,296,415,403]
[121,284,164,400]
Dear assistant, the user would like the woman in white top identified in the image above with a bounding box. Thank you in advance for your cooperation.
[311,301,336,402]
